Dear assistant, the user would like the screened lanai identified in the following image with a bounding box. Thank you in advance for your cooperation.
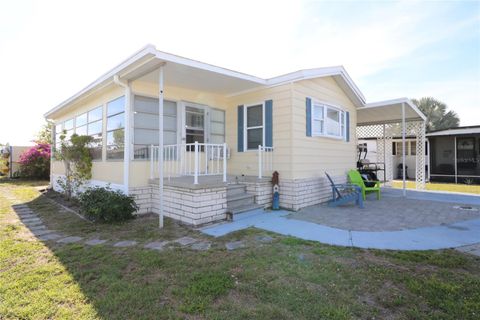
[356,98,427,194]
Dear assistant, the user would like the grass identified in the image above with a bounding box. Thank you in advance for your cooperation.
[1,180,480,319]
[391,180,480,194]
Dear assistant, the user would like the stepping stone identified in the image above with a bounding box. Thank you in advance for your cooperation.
[255,235,274,243]
[32,229,55,237]
[191,242,211,251]
[173,236,198,246]
[297,253,307,262]
[16,210,34,214]
[57,236,83,244]
[113,240,137,248]
[12,205,28,209]
[19,214,37,220]
[225,241,246,251]
[29,225,47,231]
[144,241,169,251]
[85,239,108,246]
[38,233,63,241]
[24,220,43,227]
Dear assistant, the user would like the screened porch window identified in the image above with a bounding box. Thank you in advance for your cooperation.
[133,95,177,159]
[87,106,103,160]
[106,96,125,160]
[245,103,263,150]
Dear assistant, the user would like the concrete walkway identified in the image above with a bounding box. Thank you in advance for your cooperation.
[202,204,480,251]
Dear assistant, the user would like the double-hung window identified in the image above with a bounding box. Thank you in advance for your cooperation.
[245,103,264,150]
[312,102,346,139]
[106,96,125,160]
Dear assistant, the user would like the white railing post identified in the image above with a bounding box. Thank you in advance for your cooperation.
[150,145,154,179]
[194,141,199,184]
[258,145,262,179]
[223,143,227,182]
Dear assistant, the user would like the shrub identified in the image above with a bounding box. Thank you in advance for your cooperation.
[78,186,138,222]
[18,143,51,179]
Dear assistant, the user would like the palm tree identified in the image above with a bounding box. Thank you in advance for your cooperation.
[412,97,460,132]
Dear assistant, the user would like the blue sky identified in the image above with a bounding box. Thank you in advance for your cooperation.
[0,0,479,145]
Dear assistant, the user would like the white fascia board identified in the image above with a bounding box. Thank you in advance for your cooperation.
[265,66,366,104]
[44,44,158,119]
[364,97,427,121]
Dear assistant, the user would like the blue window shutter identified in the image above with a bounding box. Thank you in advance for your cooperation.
[306,97,312,137]
[265,100,273,147]
[346,111,350,142]
[237,105,244,152]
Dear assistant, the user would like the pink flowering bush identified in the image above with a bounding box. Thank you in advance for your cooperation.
[19,143,51,179]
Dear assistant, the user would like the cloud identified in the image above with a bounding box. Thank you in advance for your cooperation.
[0,0,478,145]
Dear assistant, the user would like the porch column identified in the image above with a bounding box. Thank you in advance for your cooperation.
[123,83,132,195]
[401,102,406,196]
[158,63,166,228]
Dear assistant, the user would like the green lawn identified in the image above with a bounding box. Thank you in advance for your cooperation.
[391,180,480,194]
[1,180,479,319]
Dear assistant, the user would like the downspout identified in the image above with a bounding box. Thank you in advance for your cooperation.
[113,75,131,195]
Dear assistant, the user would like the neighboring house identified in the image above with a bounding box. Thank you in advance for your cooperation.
[44,44,425,225]
[0,145,30,177]
[427,126,480,184]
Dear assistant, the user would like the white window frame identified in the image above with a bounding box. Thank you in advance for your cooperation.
[244,102,265,151]
[311,101,346,140]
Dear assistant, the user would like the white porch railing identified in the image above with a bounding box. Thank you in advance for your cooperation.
[150,142,227,184]
[258,145,274,178]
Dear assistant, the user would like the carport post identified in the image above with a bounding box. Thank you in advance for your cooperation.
[402,102,406,196]
[158,63,165,228]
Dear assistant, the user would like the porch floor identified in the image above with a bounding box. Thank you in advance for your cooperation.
[150,175,271,189]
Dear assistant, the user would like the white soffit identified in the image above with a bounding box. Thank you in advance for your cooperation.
[357,98,426,125]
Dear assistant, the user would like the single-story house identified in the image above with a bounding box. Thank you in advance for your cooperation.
[427,125,480,184]
[44,44,426,225]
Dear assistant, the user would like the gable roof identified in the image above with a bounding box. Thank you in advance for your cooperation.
[44,44,366,118]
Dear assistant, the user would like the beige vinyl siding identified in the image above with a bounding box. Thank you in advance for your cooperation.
[291,77,357,179]
[226,84,294,179]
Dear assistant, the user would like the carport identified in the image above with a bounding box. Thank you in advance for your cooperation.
[356,98,427,195]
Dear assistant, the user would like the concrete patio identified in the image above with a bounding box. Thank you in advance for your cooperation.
[201,188,480,251]
[288,188,480,231]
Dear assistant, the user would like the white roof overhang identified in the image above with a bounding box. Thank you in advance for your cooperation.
[44,45,366,119]
[357,98,426,126]
[427,127,480,137]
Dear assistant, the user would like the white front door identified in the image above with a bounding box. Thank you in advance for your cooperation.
[181,102,209,144]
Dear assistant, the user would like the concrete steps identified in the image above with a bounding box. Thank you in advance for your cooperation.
[226,184,263,216]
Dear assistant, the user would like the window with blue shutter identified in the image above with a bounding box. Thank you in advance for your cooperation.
[237,105,244,152]
[346,111,350,142]
[306,97,312,137]
[265,100,273,147]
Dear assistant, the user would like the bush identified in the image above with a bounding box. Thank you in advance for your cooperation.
[18,143,51,179]
[78,186,138,222]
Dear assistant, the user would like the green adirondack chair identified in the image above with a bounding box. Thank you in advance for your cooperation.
[347,169,381,200]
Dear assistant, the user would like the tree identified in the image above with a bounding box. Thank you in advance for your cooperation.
[55,133,93,200]
[412,97,460,132]
[36,121,53,144]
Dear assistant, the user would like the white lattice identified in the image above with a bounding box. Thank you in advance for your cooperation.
[357,120,426,189]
